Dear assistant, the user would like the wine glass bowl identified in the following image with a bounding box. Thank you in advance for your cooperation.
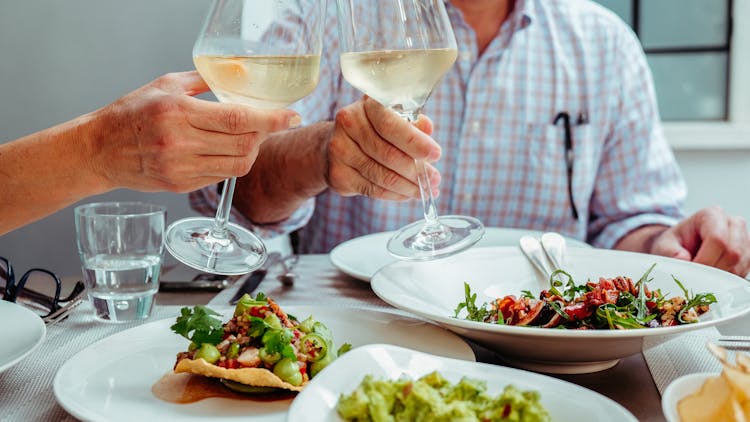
[165,0,326,274]
[336,0,484,260]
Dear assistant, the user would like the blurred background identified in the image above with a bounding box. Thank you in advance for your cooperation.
[0,0,748,278]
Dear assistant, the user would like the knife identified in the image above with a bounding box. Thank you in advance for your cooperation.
[159,277,234,292]
[229,252,281,304]
[159,269,245,292]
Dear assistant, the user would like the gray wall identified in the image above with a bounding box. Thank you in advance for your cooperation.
[1,1,749,279]
[677,150,750,222]
[0,1,211,276]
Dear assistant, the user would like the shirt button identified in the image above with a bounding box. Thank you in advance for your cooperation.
[460,51,472,61]
[462,193,473,202]
[471,121,481,134]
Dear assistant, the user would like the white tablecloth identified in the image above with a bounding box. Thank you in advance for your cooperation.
[0,254,741,421]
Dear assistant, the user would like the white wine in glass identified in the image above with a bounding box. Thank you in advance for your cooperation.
[193,55,321,109]
[165,0,326,275]
[340,48,457,113]
[336,1,484,261]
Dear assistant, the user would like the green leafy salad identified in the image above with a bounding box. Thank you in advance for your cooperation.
[337,371,551,422]
[455,264,717,329]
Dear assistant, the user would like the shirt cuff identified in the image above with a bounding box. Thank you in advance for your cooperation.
[589,213,681,250]
[188,187,315,239]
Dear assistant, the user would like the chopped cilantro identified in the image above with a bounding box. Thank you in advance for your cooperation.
[171,305,224,346]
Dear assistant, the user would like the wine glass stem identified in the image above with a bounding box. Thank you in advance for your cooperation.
[395,109,443,233]
[415,158,441,230]
[213,176,237,239]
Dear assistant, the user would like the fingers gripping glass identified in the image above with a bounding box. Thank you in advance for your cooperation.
[165,0,327,275]
[336,0,484,260]
[0,257,85,318]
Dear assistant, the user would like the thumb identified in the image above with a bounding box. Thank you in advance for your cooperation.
[154,71,210,96]
[666,247,692,262]
[651,232,693,262]
[414,114,434,136]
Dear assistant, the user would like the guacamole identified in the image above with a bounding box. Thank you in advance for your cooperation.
[336,371,551,422]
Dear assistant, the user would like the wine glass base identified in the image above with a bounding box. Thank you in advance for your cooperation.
[165,217,267,275]
[387,215,485,261]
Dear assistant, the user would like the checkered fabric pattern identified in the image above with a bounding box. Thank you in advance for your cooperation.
[190,0,686,253]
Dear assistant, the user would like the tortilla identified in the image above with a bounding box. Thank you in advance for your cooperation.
[174,358,305,392]
[678,345,750,422]
[677,374,735,421]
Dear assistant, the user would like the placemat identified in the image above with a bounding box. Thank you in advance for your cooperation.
[642,327,723,395]
[0,303,184,422]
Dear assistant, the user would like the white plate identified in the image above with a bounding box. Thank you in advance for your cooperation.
[53,305,474,422]
[288,344,637,422]
[661,372,717,422]
[0,300,46,374]
[330,228,590,282]
[371,246,750,374]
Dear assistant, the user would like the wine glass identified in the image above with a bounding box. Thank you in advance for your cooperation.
[165,0,326,275]
[335,0,484,261]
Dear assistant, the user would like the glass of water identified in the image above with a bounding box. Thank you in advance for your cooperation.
[74,202,165,322]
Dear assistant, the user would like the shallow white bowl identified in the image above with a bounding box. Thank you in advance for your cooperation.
[371,246,750,373]
[287,344,637,422]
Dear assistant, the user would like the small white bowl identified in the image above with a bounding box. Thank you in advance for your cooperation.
[661,372,718,422]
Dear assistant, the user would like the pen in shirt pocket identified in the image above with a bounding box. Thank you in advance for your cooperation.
[553,111,588,221]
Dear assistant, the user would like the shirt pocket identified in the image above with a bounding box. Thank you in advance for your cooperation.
[521,121,596,226]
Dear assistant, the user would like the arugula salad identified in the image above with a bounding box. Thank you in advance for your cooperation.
[454,264,717,329]
[171,293,351,390]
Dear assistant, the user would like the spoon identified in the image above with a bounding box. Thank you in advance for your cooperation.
[277,254,298,286]
[540,232,566,272]
[519,235,554,280]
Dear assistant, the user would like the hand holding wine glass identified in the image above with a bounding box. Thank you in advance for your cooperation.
[335,0,484,260]
[165,0,326,275]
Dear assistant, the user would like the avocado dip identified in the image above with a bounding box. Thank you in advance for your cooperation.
[336,371,551,421]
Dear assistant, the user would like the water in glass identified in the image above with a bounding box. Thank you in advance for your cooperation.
[83,254,161,322]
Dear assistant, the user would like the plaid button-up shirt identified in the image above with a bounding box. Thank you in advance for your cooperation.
[190,0,686,253]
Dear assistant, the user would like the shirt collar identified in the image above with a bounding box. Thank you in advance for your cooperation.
[445,0,534,30]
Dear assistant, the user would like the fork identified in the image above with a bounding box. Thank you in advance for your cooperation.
[43,297,84,326]
[277,254,298,286]
[715,336,750,351]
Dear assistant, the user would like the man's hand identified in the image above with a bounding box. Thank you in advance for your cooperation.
[618,207,750,277]
[650,207,750,277]
[325,96,442,200]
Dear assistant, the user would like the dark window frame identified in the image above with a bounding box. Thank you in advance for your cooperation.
[631,0,733,120]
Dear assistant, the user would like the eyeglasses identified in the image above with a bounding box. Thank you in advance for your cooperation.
[0,256,85,318]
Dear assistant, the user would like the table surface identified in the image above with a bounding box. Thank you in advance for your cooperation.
[7,253,744,421]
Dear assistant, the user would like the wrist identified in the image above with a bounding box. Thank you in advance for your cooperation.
[614,224,670,254]
[235,122,332,223]
[311,122,334,194]
[74,107,118,193]
[267,121,332,198]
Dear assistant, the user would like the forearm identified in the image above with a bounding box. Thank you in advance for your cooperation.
[233,121,332,223]
[613,224,669,254]
[0,111,111,235]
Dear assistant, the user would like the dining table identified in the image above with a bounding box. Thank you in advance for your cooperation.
[0,253,742,422]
